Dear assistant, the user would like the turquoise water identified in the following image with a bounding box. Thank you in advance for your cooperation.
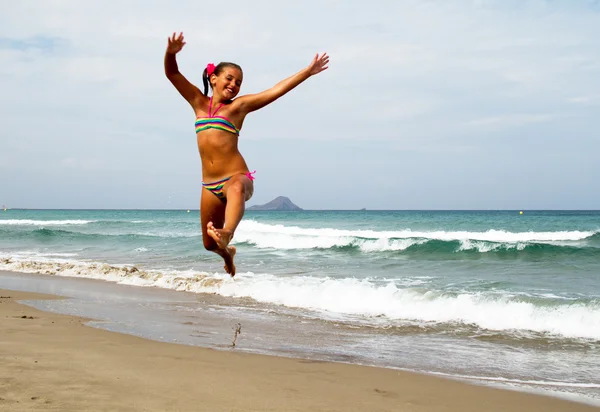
[1,209,599,403]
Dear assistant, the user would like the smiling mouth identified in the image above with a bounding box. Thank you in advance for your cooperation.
[226,87,235,93]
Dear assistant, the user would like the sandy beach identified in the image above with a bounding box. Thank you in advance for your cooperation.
[0,288,597,412]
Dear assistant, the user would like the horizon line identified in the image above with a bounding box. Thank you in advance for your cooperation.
[2,208,600,212]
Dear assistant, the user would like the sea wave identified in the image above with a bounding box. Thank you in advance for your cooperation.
[2,219,598,257]
[0,227,201,240]
[1,255,599,341]
[0,219,95,226]
[235,220,599,254]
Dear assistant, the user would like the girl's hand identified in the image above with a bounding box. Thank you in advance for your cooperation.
[166,32,186,54]
[307,53,329,76]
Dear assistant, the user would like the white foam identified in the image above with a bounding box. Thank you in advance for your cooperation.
[9,251,80,258]
[211,273,600,340]
[429,371,600,390]
[1,255,599,341]
[0,254,226,291]
[235,221,596,252]
[0,219,95,226]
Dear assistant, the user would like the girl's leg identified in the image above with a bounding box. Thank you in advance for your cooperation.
[206,173,254,252]
[200,188,236,276]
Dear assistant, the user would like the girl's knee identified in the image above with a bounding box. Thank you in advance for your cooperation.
[203,238,218,251]
[228,180,246,197]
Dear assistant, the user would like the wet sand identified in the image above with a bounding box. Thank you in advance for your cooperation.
[1,288,598,412]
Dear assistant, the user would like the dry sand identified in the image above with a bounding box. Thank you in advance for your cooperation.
[0,288,597,412]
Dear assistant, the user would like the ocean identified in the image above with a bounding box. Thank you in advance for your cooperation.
[1,209,599,404]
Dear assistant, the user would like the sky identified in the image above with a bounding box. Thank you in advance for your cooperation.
[1,0,599,210]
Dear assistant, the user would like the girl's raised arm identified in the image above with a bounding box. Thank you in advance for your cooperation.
[164,32,204,109]
[236,53,329,114]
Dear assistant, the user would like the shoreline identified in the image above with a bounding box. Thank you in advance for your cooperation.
[1,287,598,411]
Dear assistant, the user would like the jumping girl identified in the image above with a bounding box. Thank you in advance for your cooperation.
[164,32,329,276]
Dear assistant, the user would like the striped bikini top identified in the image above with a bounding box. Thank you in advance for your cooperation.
[195,97,240,136]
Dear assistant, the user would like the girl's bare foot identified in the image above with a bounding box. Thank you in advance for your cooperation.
[207,222,236,276]
[207,222,234,249]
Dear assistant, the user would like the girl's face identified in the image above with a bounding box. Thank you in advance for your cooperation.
[212,67,243,100]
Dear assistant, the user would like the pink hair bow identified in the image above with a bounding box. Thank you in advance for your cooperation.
[206,63,216,76]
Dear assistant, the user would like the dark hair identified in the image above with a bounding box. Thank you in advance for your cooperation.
[202,62,243,96]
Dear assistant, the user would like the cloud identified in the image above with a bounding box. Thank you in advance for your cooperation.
[0,35,65,52]
[566,95,600,104]
[1,0,600,209]
[464,113,556,128]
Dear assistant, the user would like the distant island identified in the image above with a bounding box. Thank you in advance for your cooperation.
[247,196,303,211]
